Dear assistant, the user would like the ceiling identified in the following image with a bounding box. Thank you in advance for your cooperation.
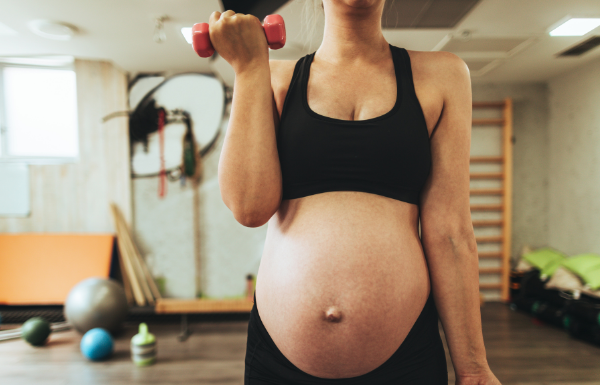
[0,0,599,85]
[381,0,481,29]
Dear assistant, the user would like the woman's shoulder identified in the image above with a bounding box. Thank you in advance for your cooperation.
[269,59,301,107]
[405,49,470,92]
[407,51,471,99]
[269,59,299,85]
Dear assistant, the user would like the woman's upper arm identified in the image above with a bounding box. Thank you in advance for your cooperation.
[419,52,474,245]
[269,60,296,139]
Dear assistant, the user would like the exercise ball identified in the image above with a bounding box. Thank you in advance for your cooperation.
[22,317,51,346]
[64,278,128,334]
[81,328,114,361]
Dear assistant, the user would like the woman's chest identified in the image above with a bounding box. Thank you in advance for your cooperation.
[306,63,398,122]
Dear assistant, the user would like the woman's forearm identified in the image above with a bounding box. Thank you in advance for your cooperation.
[218,63,282,227]
[422,232,490,376]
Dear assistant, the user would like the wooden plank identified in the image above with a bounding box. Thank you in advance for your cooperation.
[470,156,503,163]
[479,283,502,290]
[472,220,503,227]
[470,205,503,212]
[132,245,162,301]
[479,268,502,274]
[473,101,505,108]
[110,204,146,307]
[476,236,503,243]
[501,97,514,302]
[117,244,134,305]
[113,205,162,301]
[473,118,505,126]
[115,206,153,305]
[470,189,504,196]
[113,204,155,305]
[155,298,254,314]
[470,173,503,180]
[479,252,502,259]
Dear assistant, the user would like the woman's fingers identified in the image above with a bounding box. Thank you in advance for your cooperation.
[208,11,221,26]
[221,10,236,19]
[205,9,269,72]
[209,10,241,27]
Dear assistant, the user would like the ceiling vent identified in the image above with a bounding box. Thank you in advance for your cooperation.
[438,37,534,57]
[382,0,481,29]
[558,36,600,57]
[434,35,536,76]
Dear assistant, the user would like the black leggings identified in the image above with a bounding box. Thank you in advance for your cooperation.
[244,291,448,384]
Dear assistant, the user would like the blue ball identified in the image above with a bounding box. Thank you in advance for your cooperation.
[80,328,114,361]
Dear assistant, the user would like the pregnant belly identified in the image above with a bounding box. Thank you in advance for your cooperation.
[255,193,432,379]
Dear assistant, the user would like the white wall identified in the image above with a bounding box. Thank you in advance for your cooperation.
[0,59,131,232]
[547,56,600,255]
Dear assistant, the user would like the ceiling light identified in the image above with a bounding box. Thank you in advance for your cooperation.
[28,20,77,40]
[0,22,17,36]
[549,18,600,36]
[181,27,192,44]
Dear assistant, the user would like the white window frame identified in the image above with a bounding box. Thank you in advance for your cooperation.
[0,56,79,164]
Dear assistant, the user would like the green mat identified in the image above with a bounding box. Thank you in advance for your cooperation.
[522,247,567,277]
[562,254,600,290]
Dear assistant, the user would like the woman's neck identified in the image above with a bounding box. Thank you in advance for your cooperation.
[316,1,389,65]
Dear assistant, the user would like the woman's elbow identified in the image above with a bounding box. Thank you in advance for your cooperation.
[423,227,478,255]
[234,210,272,228]
[226,199,280,228]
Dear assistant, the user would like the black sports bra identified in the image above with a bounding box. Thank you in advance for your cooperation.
[276,45,431,206]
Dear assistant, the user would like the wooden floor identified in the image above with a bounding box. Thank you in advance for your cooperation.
[2,303,600,384]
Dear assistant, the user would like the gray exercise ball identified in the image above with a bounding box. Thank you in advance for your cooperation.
[64,277,128,334]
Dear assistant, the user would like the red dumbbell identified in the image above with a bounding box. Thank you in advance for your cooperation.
[192,14,286,58]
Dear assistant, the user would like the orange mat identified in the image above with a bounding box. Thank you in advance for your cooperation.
[0,234,114,305]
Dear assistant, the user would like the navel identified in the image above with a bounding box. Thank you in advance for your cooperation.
[324,307,343,323]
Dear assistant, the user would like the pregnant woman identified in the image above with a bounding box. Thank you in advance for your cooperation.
[214,0,501,384]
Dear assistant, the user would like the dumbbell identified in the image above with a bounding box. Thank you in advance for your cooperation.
[192,14,286,58]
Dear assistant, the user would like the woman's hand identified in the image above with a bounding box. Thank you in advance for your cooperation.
[208,10,269,74]
[456,368,502,385]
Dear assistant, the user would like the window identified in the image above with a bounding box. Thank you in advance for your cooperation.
[0,57,79,163]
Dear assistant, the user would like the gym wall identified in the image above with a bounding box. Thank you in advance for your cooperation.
[132,108,266,299]
[471,82,550,264]
[133,81,553,300]
[547,55,600,255]
[0,59,131,233]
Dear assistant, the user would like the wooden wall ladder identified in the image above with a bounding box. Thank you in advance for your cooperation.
[471,98,513,302]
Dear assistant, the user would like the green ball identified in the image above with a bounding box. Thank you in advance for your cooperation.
[22,317,51,346]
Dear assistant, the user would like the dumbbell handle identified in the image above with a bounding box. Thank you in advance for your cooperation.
[192,14,286,58]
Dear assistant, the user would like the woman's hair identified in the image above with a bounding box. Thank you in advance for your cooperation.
[301,0,324,51]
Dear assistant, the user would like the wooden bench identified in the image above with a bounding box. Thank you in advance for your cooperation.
[155,298,254,341]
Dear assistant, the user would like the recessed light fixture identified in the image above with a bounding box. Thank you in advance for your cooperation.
[0,22,17,36]
[28,20,77,40]
[549,18,600,36]
[181,27,192,44]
